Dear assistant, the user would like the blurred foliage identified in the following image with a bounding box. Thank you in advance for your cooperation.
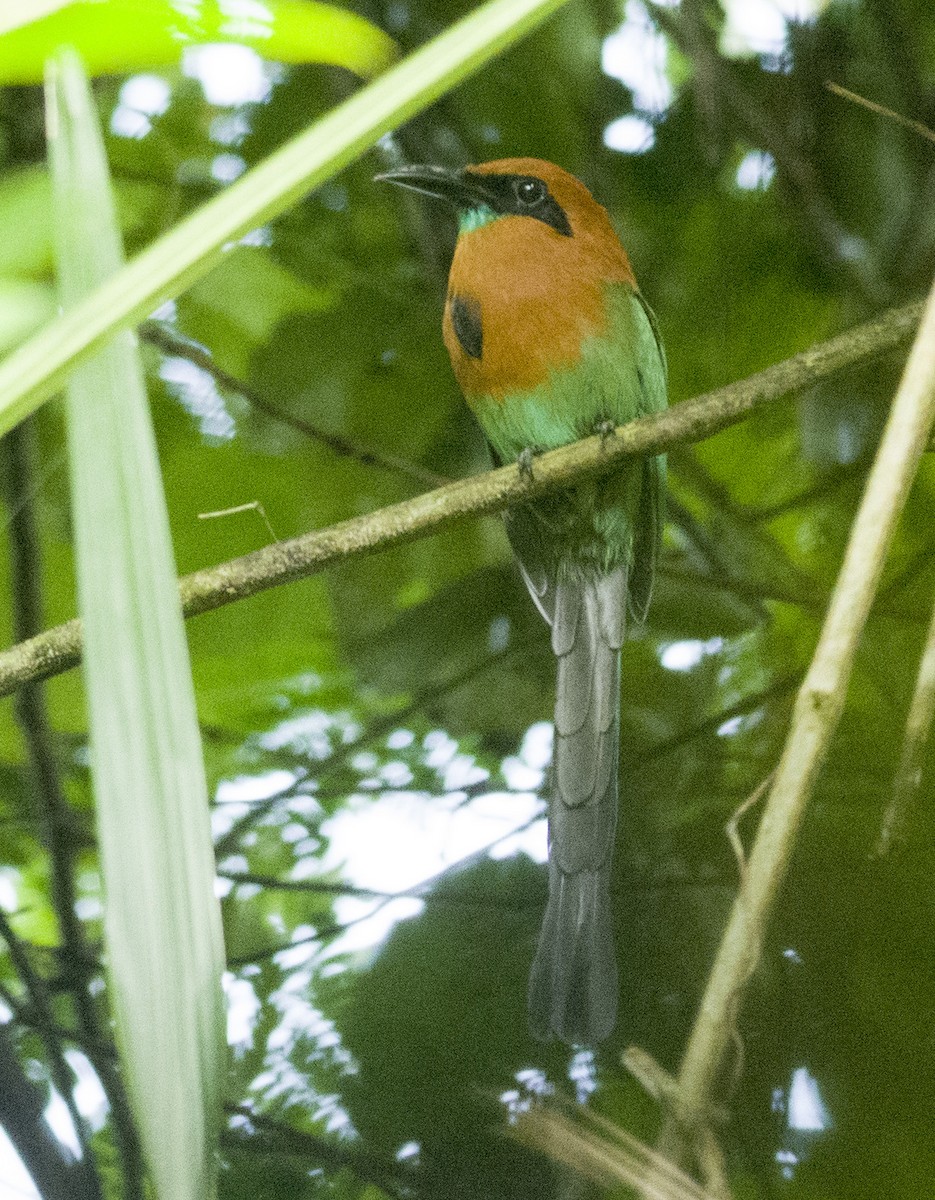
[1,1,935,1198]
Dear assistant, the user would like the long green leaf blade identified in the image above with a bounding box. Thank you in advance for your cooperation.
[46,47,225,1200]
[0,0,570,439]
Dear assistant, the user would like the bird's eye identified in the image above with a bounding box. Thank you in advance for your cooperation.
[514,177,546,207]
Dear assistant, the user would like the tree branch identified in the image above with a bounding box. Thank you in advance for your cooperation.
[0,300,922,701]
[655,277,935,1173]
[0,1019,101,1200]
[140,319,449,491]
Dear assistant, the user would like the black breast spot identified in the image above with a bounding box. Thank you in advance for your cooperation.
[450,294,483,360]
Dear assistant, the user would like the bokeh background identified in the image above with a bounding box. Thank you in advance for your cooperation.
[2,0,935,1196]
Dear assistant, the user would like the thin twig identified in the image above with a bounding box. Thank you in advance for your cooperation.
[826,81,935,147]
[724,773,775,888]
[0,1018,101,1200]
[199,501,280,543]
[512,1102,721,1200]
[0,301,922,701]
[223,1103,414,1199]
[0,908,95,1185]
[623,1049,732,1198]
[212,633,539,859]
[874,585,935,855]
[227,811,542,967]
[140,319,448,491]
[651,2,883,301]
[659,271,935,1166]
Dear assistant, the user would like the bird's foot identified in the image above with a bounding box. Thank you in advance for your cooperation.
[595,419,617,447]
[517,446,538,481]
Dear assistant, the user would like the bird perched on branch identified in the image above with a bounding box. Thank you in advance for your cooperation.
[377,157,667,1044]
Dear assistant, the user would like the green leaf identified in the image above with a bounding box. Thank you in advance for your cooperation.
[0,0,571,442]
[0,0,398,83]
[46,47,225,1200]
[0,278,54,354]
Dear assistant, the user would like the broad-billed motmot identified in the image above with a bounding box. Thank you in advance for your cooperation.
[378,158,667,1044]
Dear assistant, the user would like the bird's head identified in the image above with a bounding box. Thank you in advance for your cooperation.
[375,157,612,243]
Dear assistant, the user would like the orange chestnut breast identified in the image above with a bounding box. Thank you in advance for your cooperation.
[442,161,636,403]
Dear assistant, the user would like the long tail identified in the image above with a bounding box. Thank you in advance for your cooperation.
[528,566,626,1044]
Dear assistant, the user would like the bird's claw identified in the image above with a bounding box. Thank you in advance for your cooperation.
[596,419,617,447]
[517,446,537,481]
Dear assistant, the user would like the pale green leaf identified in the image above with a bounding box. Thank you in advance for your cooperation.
[0,0,72,37]
[0,0,398,83]
[46,46,225,1200]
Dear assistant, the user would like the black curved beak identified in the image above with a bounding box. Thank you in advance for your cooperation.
[374,164,493,211]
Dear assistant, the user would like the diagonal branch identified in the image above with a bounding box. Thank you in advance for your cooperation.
[140,319,449,491]
[0,299,922,701]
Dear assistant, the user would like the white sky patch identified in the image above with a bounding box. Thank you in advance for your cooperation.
[722,0,785,55]
[111,72,171,140]
[74,896,102,921]
[328,895,426,955]
[776,1147,798,1178]
[569,1048,598,1102]
[0,1126,40,1199]
[256,967,354,1109]
[66,1050,109,1130]
[736,149,777,190]
[501,1066,555,1120]
[0,869,18,912]
[43,1091,80,1160]
[721,0,824,58]
[660,636,724,672]
[774,0,826,18]
[110,106,152,140]
[225,972,262,1052]
[160,356,236,441]
[211,110,251,146]
[322,789,541,895]
[120,74,171,116]
[489,614,511,653]
[788,1066,831,1132]
[602,1,673,115]
[260,709,352,759]
[604,114,656,154]
[211,153,247,183]
[183,44,277,106]
[218,769,297,805]
[315,729,550,956]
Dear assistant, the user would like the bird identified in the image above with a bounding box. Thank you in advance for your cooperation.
[377,157,667,1044]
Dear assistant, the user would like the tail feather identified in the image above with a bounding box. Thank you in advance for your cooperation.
[528,566,626,1044]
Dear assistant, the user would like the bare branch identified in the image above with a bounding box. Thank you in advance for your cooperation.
[140,319,448,491]
[3,421,146,1199]
[826,81,935,147]
[0,300,922,701]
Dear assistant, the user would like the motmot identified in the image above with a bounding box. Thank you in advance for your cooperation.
[378,158,667,1044]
